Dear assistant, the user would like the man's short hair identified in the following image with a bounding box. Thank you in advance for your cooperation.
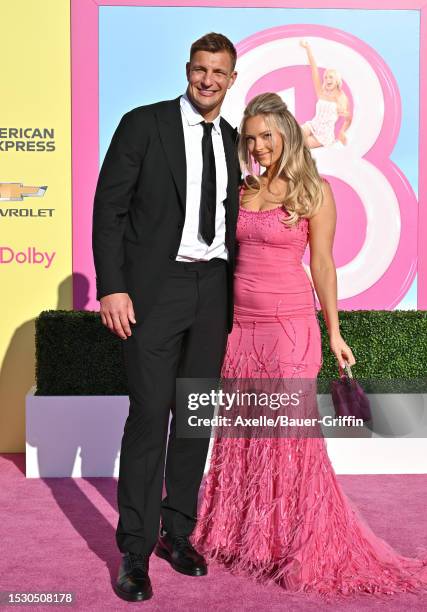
[190,32,237,71]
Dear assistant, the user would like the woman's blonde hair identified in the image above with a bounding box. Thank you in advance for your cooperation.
[324,68,342,90]
[238,92,324,225]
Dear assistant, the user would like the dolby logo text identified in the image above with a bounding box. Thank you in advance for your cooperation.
[0,246,56,269]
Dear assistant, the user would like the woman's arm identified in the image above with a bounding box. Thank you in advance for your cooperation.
[337,94,352,145]
[300,40,322,97]
[308,180,356,367]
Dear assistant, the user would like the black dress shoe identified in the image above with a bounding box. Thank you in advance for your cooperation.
[154,530,207,576]
[114,552,153,602]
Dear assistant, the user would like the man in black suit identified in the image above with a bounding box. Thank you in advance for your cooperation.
[92,33,239,601]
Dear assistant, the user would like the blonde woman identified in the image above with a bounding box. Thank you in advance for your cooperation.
[300,40,352,147]
[193,93,427,596]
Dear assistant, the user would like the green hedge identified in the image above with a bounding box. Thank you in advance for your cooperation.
[35,310,427,395]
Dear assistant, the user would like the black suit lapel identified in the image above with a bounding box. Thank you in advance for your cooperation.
[220,119,240,217]
[155,100,239,219]
[156,97,186,212]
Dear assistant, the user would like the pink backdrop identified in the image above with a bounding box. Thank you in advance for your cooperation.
[71,0,427,311]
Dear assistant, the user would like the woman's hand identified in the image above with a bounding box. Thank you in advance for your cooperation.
[337,130,347,145]
[330,334,356,369]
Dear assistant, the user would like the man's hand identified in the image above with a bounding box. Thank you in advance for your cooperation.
[100,293,136,339]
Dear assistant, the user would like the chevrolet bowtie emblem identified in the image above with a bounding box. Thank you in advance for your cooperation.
[0,183,48,202]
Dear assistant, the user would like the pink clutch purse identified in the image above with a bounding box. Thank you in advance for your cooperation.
[331,363,371,423]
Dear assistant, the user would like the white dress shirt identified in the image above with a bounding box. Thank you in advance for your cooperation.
[176,94,228,261]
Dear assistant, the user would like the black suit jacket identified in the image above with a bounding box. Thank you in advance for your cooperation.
[92,96,240,332]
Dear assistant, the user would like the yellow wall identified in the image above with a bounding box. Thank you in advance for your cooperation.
[0,0,72,451]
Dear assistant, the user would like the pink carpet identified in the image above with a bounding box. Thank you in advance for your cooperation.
[0,453,426,611]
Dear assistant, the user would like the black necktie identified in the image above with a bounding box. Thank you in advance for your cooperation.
[199,121,216,246]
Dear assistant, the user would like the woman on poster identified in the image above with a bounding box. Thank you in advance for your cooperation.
[300,40,352,148]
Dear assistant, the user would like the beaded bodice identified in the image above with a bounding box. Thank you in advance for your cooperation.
[237,205,309,261]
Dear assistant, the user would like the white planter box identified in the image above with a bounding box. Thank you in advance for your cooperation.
[26,389,427,478]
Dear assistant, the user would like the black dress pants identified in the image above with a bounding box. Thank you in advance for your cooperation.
[116,258,228,555]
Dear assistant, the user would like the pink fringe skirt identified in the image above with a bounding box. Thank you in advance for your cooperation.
[192,313,427,597]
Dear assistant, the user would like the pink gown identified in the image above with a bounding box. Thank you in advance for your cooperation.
[192,195,427,597]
